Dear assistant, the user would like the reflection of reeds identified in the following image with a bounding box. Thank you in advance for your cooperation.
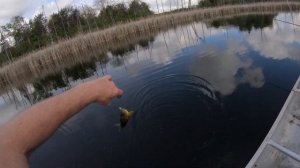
[0,2,300,92]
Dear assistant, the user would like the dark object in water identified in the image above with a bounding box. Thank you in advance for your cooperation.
[119,107,134,128]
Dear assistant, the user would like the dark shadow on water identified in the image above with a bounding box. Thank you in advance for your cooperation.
[207,14,276,33]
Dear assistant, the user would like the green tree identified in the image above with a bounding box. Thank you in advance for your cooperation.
[81,5,98,31]
[198,0,241,7]
[2,16,31,47]
[29,14,49,48]
[0,28,12,62]
[129,0,153,19]
[48,6,81,38]
[1,16,32,59]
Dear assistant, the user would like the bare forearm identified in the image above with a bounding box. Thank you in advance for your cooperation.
[1,83,94,154]
[0,76,122,167]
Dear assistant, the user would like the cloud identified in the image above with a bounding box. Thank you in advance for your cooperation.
[0,0,39,25]
[33,0,74,17]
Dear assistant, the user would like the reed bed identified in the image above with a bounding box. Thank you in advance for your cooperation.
[0,2,300,92]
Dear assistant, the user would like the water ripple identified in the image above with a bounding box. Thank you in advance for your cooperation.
[133,74,220,121]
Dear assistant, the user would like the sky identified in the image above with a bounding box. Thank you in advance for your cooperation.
[0,0,199,26]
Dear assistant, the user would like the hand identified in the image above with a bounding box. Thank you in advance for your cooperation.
[85,75,123,105]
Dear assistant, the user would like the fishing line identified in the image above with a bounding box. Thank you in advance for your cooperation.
[265,81,291,93]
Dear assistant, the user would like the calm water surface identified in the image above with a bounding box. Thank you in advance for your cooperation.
[2,13,300,167]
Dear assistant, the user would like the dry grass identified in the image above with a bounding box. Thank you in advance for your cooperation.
[1,2,300,92]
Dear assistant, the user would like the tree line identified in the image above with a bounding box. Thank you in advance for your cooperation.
[0,0,153,64]
[198,0,298,7]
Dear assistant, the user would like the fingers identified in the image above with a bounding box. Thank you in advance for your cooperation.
[106,76,123,98]
[101,75,124,101]
[110,87,123,99]
[116,89,123,98]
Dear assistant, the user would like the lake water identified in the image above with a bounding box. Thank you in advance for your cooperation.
[2,13,300,167]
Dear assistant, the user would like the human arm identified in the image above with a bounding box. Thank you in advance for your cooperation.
[0,75,123,168]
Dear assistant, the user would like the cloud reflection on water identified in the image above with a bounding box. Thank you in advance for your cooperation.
[245,13,300,61]
[190,39,265,96]
[121,22,224,71]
